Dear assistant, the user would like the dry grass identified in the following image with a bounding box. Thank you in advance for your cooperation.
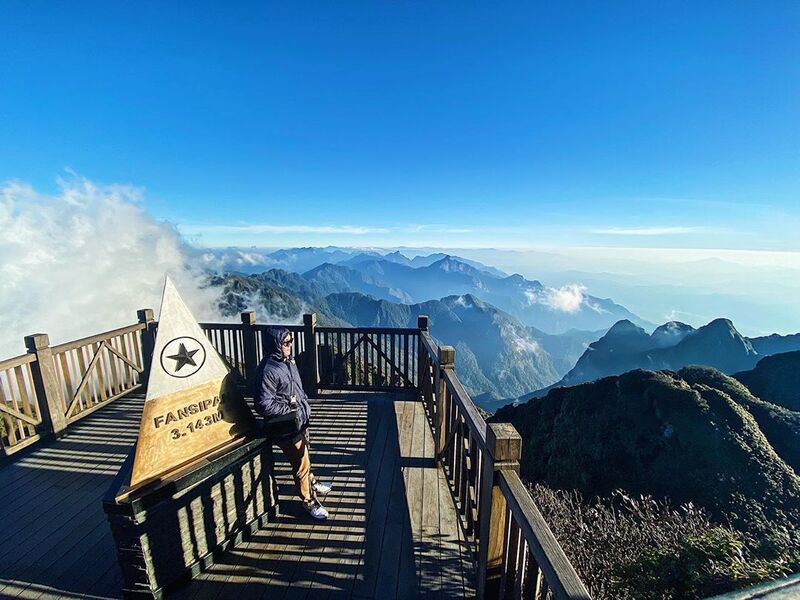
[528,483,791,599]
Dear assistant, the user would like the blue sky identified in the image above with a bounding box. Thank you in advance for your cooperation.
[1,1,798,250]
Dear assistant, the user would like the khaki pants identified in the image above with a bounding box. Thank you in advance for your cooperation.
[276,429,316,502]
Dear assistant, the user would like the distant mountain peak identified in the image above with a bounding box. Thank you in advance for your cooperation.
[240,246,649,335]
[505,274,544,290]
[544,315,764,394]
[384,250,410,262]
[605,319,647,337]
[443,293,485,309]
[651,321,695,347]
[686,318,756,356]
[652,320,693,333]
[704,317,737,332]
[427,256,491,279]
[431,255,465,269]
[303,261,344,275]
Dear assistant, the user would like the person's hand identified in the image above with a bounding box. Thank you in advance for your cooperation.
[294,409,303,432]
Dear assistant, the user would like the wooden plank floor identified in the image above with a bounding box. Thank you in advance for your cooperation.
[0,396,142,599]
[177,391,475,599]
[0,391,475,599]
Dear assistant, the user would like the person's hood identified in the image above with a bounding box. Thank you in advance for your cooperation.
[264,325,291,362]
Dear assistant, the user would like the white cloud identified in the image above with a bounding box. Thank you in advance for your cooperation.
[589,226,711,236]
[543,284,587,313]
[585,299,609,315]
[499,321,542,355]
[0,177,230,357]
[524,284,587,313]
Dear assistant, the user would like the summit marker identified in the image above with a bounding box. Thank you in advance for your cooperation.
[126,277,255,492]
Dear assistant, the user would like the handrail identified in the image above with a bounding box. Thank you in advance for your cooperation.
[2,313,426,456]
[53,327,146,425]
[0,352,42,453]
[443,368,488,448]
[417,322,591,599]
[0,352,36,372]
[1,322,148,454]
[420,330,439,365]
[198,321,243,330]
[499,470,592,599]
[315,325,419,390]
[317,325,420,334]
[50,322,146,354]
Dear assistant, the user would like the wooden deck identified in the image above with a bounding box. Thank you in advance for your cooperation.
[0,396,141,599]
[0,391,475,599]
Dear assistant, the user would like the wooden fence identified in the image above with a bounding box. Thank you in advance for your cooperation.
[0,310,419,455]
[0,352,42,453]
[418,317,591,600]
[316,326,419,390]
[51,324,147,425]
[1,323,149,455]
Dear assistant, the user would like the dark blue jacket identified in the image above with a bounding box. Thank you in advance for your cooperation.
[253,326,311,439]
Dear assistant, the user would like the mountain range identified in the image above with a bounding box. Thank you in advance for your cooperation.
[330,292,563,400]
[213,269,585,407]
[205,247,652,334]
[201,246,507,278]
[735,350,800,412]
[207,250,645,409]
[526,318,800,400]
[206,248,800,414]
[492,364,800,543]
[306,255,651,334]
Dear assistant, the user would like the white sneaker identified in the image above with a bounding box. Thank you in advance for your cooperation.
[303,499,329,520]
[312,480,332,495]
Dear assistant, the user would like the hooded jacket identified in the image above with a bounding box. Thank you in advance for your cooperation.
[253,326,311,439]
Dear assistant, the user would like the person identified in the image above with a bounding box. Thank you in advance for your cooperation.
[253,326,331,520]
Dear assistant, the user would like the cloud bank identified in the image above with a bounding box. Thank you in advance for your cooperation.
[0,177,227,357]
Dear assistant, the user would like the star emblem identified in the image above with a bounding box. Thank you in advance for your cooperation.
[166,343,199,373]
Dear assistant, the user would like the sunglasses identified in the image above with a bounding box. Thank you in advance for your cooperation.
[282,337,293,346]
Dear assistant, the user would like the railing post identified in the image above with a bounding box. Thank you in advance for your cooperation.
[24,333,68,436]
[436,345,455,457]
[477,422,522,599]
[240,311,258,391]
[302,313,319,397]
[416,315,429,390]
[137,308,156,389]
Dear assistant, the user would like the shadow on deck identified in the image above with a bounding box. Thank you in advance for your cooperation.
[0,391,476,599]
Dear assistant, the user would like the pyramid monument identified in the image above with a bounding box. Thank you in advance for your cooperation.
[127,277,255,491]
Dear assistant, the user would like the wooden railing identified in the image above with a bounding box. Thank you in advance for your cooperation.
[198,321,246,377]
[0,352,42,453]
[0,310,418,455]
[51,323,146,425]
[1,324,148,455]
[316,326,419,390]
[497,471,592,599]
[139,312,307,383]
[418,317,591,600]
